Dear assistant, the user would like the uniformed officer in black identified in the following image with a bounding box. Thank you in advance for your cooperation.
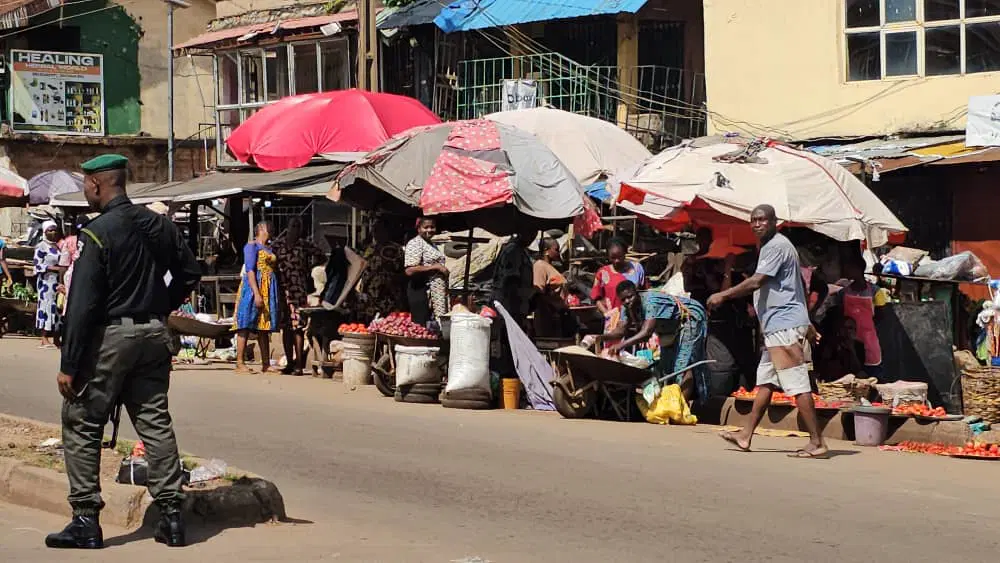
[46,154,201,549]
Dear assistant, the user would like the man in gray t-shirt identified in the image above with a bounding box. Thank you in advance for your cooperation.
[707,204,827,458]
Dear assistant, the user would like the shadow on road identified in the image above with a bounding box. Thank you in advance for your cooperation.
[104,508,314,547]
[721,447,860,459]
[104,479,313,548]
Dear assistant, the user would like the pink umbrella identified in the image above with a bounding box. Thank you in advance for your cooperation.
[0,166,28,206]
[225,89,442,172]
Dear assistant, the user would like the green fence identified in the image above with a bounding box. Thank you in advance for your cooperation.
[455,52,707,151]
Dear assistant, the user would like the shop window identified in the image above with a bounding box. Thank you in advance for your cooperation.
[321,39,350,91]
[265,47,290,101]
[844,0,1000,80]
[213,37,352,166]
[294,43,319,94]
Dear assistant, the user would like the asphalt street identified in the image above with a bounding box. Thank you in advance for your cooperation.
[1,337,999,562]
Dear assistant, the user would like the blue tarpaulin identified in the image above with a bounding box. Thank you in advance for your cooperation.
[584,181,611,203]
[435,0,649,33]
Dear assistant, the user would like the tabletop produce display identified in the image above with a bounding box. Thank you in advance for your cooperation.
[368,312,439,340]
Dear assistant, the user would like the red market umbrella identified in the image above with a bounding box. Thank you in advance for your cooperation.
[0,166,28,207]
[225,89,441,172]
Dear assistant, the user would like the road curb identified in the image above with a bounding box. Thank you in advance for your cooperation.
[0,456,148,528]
[0,455,287,530]
[0,413,287,530]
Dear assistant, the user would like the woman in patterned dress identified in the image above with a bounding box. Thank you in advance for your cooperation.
[234,221,281,374]
[34,221,63,349]
[404,217,448,327]
[57,218,81,315]
[358,219,406,323]
[273,217,327,375]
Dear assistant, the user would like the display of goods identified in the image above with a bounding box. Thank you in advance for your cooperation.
[368,312,438,339]
[731,387,834,406]
[891,404,948,418]
[338,323,369,335]
[0,282,37,302]
[961,367,1000,424]
[173,310,196,319]
[880,440,1000,458]
[951,441,1000,459]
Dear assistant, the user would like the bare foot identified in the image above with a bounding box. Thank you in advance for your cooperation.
[719,430,751,452]
[234,365,258,375]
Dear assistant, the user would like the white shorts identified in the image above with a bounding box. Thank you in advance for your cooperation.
[757,326,812,396]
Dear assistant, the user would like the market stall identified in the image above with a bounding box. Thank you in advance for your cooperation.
[330,118,602,406]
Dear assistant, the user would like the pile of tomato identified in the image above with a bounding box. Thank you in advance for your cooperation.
[891,404,949,418]
[884,440,1000,458]
[337,323,369,335]
[730,387,844,407]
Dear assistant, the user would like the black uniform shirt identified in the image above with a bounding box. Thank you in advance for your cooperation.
[60,195,201,377]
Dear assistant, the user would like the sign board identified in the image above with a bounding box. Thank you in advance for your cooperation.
[501,79,537,112]
[966,95,1000,147]
[9,49,105,136]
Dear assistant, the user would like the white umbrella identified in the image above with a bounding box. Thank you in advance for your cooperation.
[486,107,651,186]
[613,136,908,247]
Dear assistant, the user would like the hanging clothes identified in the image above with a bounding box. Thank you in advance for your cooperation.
[840,281,886,368]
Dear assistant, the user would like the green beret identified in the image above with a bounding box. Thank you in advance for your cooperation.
[81,154,128,174]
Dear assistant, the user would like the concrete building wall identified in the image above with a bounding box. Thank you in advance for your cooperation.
[216,0,320,18]
[702,0,1000,139]
[125,0,216,140]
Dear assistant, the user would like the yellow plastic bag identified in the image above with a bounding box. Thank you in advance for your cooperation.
[636,384,697,425]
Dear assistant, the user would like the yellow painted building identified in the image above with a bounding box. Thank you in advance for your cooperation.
[702,0,1000,139]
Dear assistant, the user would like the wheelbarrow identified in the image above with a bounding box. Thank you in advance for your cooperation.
[549,345,714,421]
[371,332,449,397]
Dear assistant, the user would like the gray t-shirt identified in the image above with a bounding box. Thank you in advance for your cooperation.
[753,233,809,334]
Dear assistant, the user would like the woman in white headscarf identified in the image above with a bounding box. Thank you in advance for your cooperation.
[33,220,63,348]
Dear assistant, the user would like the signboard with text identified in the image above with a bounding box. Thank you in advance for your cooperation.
[9,49,105,136]
[966,95,1000,147]
[501,79,537,111]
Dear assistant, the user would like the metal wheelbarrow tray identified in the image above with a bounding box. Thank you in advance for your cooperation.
[549,346,653,421]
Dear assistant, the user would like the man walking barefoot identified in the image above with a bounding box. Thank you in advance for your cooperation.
[707,204,827,458]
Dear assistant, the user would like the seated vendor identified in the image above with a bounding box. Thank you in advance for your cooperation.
[608,281,709,403]
[532,238,575,338]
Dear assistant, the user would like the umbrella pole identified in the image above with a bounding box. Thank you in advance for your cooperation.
[463,231,474,308]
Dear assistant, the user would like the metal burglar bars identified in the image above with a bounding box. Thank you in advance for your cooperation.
[455,52,707,151]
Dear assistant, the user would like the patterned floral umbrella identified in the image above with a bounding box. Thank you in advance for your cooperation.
[330,119,602,236]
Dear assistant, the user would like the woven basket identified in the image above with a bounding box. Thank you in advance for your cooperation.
[818,378,874,403]
[962,367,1000,423]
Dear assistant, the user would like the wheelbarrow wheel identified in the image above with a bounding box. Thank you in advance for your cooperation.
[372,353,395,397]
[551,374,595,419]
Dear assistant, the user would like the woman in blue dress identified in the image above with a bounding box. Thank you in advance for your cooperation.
[34,221,64,349]
[233,221,280,374]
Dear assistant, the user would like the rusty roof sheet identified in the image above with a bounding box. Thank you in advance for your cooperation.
[175,11,360,51]
[0,0,62,30]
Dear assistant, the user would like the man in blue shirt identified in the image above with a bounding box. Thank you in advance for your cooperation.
[707,204,827,458]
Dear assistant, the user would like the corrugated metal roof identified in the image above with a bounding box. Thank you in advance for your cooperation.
[808,135,966,161]
[175,12,359,51]
[378,0,446,29]
[0,0,62,30]
[435,0,648,33]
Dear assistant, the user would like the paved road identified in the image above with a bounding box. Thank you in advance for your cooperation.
[1,337,999,562]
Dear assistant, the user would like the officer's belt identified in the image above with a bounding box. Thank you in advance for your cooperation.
[106,314,165,326]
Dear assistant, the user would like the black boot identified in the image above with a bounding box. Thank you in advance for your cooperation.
[44,514,103,549]
[154,510,186,547]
